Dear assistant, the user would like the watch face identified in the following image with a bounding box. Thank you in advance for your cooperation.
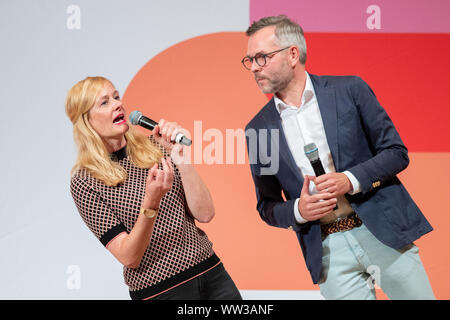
[142,208,157,218]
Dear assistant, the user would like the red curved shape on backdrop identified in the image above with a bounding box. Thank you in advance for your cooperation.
[123,32,450,298]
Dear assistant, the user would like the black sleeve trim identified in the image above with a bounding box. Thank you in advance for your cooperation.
[99,224,128,247]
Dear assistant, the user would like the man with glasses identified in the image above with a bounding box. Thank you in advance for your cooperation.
[243,15,434,300]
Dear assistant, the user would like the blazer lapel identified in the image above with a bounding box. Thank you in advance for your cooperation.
[310,74,340,172]
[260,98,304,183]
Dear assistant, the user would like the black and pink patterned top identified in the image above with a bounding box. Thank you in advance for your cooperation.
[70,138,219,299]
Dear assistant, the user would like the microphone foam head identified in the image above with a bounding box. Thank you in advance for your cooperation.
[304,143,319,161]
[129,110,142,125]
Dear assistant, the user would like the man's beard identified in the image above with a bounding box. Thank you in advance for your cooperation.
[256,69,293,94]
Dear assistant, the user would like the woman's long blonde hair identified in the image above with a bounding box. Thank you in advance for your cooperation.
[65,76,162,186]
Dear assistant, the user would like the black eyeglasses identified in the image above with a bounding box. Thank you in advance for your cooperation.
[241,46,290,70]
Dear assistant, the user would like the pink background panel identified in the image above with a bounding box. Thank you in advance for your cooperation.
[250,0,450,33]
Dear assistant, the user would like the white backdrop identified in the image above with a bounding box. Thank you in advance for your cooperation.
[0,0,251,299]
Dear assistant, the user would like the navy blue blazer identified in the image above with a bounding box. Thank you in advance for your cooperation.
[245,74,433,284]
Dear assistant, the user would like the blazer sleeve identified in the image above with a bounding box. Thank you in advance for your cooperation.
[346,77,410,195]
[246,125,303,233]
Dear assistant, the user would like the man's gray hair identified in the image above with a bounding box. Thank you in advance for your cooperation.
[246,15,307,65]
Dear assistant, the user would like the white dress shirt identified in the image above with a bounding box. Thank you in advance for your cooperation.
[274,72,361,224]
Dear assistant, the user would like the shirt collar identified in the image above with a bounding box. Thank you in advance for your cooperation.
[274,71,315,114]
[110,145,128,162]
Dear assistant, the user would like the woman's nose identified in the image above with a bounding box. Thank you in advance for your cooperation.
[113,98,123,110]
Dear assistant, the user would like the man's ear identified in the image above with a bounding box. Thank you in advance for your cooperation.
[289,46,300,67]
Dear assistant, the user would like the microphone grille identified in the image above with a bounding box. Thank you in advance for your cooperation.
[304,143,319,161]
[129,110,142,125]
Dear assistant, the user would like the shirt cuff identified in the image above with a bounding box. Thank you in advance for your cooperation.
[294,198,308,224]
[343,170,361,195]
[99,223,128,247]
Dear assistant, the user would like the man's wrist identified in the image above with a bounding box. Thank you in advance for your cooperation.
[294,198,308,224]
[343,171,361,195]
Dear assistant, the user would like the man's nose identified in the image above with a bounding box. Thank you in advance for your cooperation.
[250,59,262,73]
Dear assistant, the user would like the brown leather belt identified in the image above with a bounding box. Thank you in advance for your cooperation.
[321,213,362,237]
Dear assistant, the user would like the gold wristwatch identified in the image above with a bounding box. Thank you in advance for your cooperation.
[140,207,158,219]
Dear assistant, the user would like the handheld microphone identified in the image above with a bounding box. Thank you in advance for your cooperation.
[304,143,326,176]
[304,142,338,210]
[129,110,192,146]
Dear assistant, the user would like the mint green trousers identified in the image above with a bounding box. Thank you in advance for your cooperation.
[318,224,435,300]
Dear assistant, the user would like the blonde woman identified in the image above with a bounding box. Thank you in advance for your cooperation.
[66,76,241,300]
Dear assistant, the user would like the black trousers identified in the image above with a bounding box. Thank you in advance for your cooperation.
[151,263,242,300]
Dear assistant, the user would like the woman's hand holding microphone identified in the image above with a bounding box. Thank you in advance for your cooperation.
[152,119,191,165]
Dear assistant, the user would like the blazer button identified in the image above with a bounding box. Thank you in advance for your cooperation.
[372,181,381,188]
[288,226,293,231]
